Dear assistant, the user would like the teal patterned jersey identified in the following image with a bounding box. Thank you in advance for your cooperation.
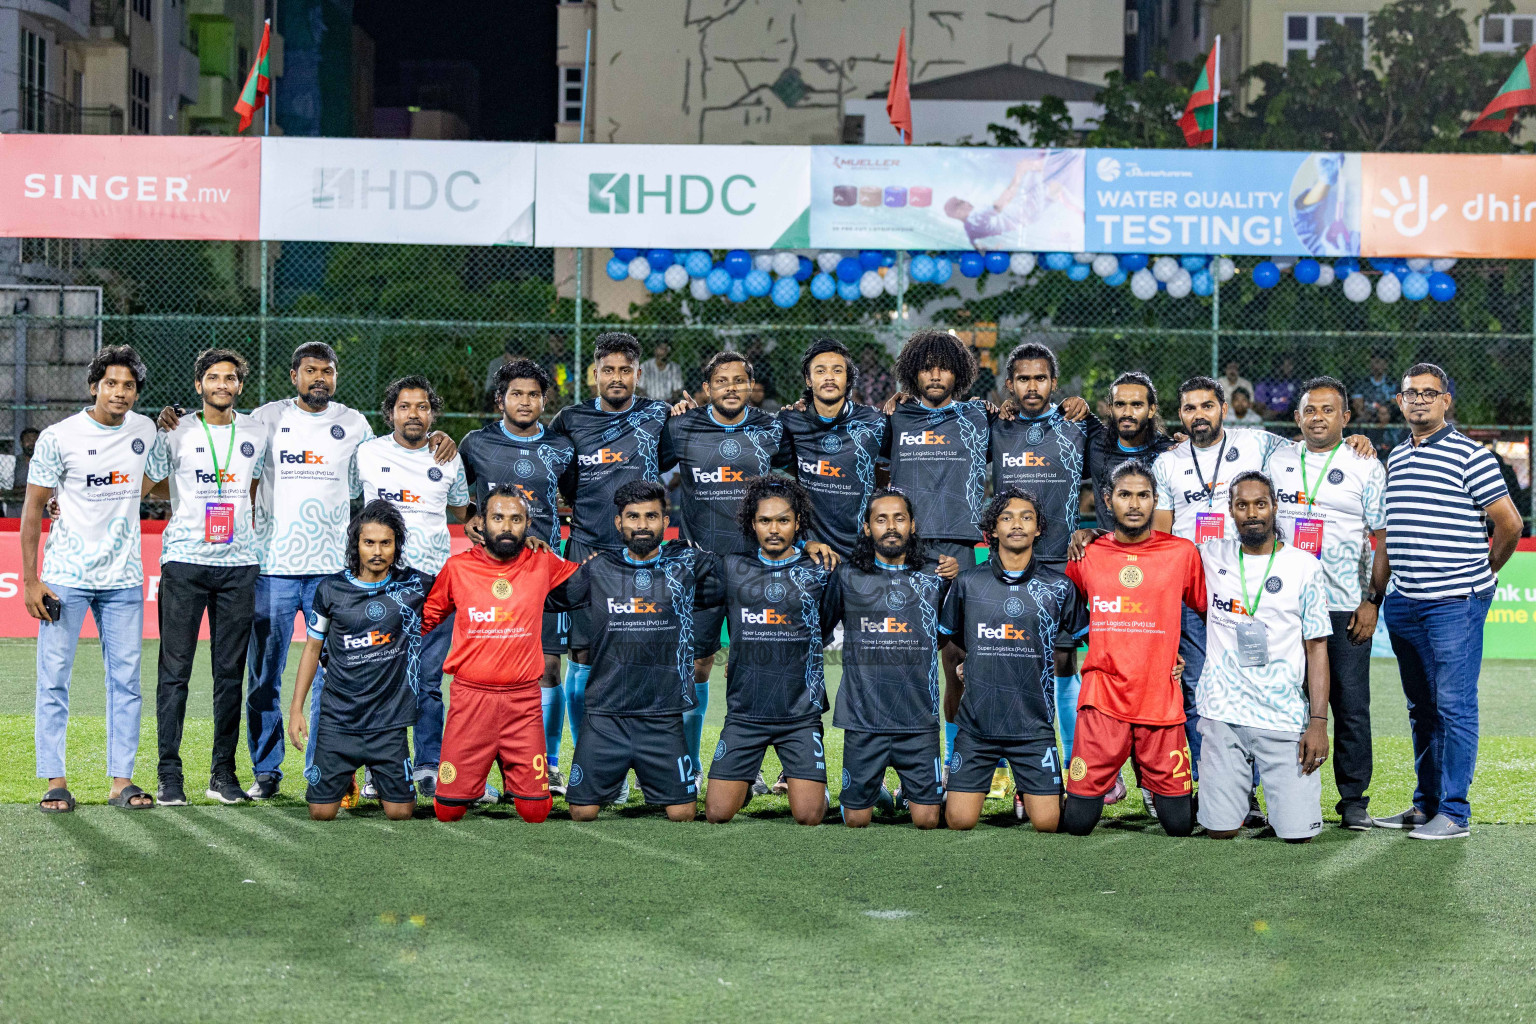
[1268,441,1386,610]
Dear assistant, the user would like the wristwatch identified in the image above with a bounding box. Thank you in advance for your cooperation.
[1367,590,1385,607]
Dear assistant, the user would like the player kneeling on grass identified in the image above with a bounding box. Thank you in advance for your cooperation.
[548,480,722,822]
[1196,472,1333,843]
[423,486,579,824]
[287,501,427,821]
[939,488,1086,832]
[827,489,958,829]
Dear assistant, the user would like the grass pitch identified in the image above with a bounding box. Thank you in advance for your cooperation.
[3,640,1536,1022]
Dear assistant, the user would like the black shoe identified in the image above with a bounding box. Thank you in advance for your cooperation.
[1372,807,1428,830]
[1340,804,1375,831]
[1242,794,1267,829]
[206,775,250,804]
[246,773,280,800]
[157,778,187,806]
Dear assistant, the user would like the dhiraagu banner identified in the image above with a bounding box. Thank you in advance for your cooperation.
[1483,550,1536,659]
[533,144,809,248]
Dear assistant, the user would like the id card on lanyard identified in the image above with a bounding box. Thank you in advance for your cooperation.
[1190,435,1228,545]
[200,414,237,544]
[1293,443,1341,558]
[1234,543,1281,668]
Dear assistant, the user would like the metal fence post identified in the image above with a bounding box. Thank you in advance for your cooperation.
[1210,257,1221,379]
[574,247,584,403]
[259,239,269,406]
[12,300,27,458]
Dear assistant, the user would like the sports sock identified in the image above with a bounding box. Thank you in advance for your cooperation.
[433,799,468,823]
[513,796,553,824]
[944,720,958,762]
[1061,795,1104,836]
[541,681,565,770]
[564,661,591,747]
[1154,794,1194,837]
[1054,674,1081,763]
[683,681,709,776]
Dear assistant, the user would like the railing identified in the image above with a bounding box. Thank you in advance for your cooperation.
[15,88,124,135]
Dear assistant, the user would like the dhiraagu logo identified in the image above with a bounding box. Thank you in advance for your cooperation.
[588,173,757,216]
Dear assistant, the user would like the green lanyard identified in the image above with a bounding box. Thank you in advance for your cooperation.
[1298,443,1342,515]
[1238,543,1282,616]
[198,413,237,499]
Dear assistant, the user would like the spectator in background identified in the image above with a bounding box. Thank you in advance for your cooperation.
[14,428,38,490]
[1254,355,1298,418]
[1221,360,1254,411]
[968,345,999,403]
[1351,351,1395,421]
[855,346,894,406]
[1223,387,1263,425]
[637,339,684,403]
[742,336,778,405]
[1371,403,1405,460]
[483,338,520,405]
[541,332,572,402]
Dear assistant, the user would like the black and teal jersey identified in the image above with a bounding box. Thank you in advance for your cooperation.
[457,421,575,548]
[884,399,992,543]
[720,550,836,724]
[989,407,1090,564]
[306,568,429,734]
[664,406,782,556]
[1083,413,1180,529]
[777,402,886,558]
[826,560,949,734]
[550,396,676,552]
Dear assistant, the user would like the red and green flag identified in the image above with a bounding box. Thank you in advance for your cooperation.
[234,19,272,133]
[1468,45,1536,132]
[1177,38,1220,147]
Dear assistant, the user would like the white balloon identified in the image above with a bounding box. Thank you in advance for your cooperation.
[1074,252,1096,264]
[817,251,843,273]
[1343,272,1371,302]
[883,267,904,295]
[1009,252,1036,276]
[859,270,884,299]
[772,251,800,277]
[1314,263,1335,287]
[1406,258,1431,272]
[627,256,651,281]
[689,277,712,301]
[664,264,690,291]
[753,252,775,272]
[1152,256,1179,283]
[1130,268,1158,300]
[1273,256,1295,272]
[1375,273,1401,303]
[1166,268,1192,298]
[1432,257,1458,272]
[1092,254,1119,278]
[1215,256,1236,282]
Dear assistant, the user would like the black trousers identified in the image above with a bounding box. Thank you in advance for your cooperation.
[156,561,259,780]
[1327,608,1374,812]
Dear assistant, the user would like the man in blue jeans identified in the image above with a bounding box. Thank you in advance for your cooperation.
[1374,363,1521,839]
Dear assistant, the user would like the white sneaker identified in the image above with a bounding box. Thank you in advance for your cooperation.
[360,767,379,801]
[611,777,631,807]
[474,783,500,806]
[1141,788,1159,819]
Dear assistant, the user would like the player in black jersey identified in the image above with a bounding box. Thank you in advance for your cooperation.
[1079,372,1180,535]
[547,481,722,821]
[939,488,1088,832]
[827,488,959,828]
[705,477,838,827]
[458,358,578,793]
[287,501,427,820]
[777,339,887,559]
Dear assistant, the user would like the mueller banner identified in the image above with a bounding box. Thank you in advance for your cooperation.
[1362,153,1536,258]
[533,144,811,248]
[1083,150,1362,256]
[809,146,1085,252]
[0,134,260,240]
[259,138,536,244]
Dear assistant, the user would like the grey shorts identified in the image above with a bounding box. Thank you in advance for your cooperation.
[1195,718,1323,839]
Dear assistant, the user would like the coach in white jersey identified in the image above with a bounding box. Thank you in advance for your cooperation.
[355,375,469,791]
[1268,376,1386,831]
[143,350,269,807]
[23,346,166,812]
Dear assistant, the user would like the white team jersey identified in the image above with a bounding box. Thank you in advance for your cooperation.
[1196,539,1333,733]
[1267,441,1386,611]
[354,435,468,575]
[29,409,163,589]
[147,413,268,567]
[250,398,372,576]
[1154,427,1286,543]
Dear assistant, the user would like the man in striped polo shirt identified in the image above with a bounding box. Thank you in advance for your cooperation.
[1373,363,1522,839]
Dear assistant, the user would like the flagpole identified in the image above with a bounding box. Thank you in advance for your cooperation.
[1209,34,1221,379]
[259,10,272,405]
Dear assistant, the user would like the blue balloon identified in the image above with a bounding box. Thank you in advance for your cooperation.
[1392,262,1411,279]
[706,267,732,296]
[881,251,896,267]
[932,257,953,284]
[1044,252,1073,271]
[771,276,801,308]
[795,256,814,282]
[1293,258,1320,285]
[684,251,712,278]
[959,252,985,278]
[644,271,667,294]
[1180,254,1209,272]
[1105,270,1127,287]
[724,249,752,279]
[1368,257,1397,273]
[613,248,640,262]
[1192,269,1214,296]
[1252,261,1281,288]
[909,254,936,283]
[606,257,630,281]
[984,251,1011,274]
[1066,262,1091,281]
[836,257,863,284]
[1428,272,1457,302]
[646,249,674,271]
[1402,271,1430,301]
[728,278,749,303]
[1119,253,1149,272]
[859,250,884,272]
[810,272,837,300]
[744,268,773,298]
[1333,258,1359,278]
[837,280,862,301]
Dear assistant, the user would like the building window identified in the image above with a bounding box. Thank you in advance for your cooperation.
[559,65,584,123]
[1192,0,1202,40]
[1481,15,1535,53]
[132,0,152,21]
[1284,13,1366,61]
[20,29,48,132]
[131,68,150,132]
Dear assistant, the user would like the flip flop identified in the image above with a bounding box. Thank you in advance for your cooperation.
[107,784,154,810]
[38,787,75,813]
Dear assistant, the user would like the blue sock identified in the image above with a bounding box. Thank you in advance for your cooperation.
[1055,674,1081,764]
[564,662,591,748]
[944,720,959,762]
[541,681,565,770]
[683,681,708,777]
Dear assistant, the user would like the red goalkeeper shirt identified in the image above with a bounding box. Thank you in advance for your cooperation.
[423,545,579,688]
[1065,532,1207,726]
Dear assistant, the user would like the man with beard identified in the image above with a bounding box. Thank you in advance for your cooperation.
[355,376,471,800]
[826,489,958,828]
[1195,472,1333,842]
[422,486,579,824]
[1062,462,1205,838]
[1081,371,1181,533]
[547,481,722,819]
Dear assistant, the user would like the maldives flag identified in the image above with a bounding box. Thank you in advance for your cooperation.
[234,19,272,133]
[1177,39,1220,147]
[886,29,912,144]
[1468,46,1536,132]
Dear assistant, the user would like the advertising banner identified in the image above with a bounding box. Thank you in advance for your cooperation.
[809,146,1084,251]
[1484,550,1536,659]
[1362,153,1536,258]
[259,138,535,244]
[1083,150,1361,256]
[533,144,810,248]
[0,134,260,240]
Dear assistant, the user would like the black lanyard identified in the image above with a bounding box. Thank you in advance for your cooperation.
[1189,434,1228,508]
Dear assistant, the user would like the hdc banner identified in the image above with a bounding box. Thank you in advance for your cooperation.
[1361,153,1536,258]
[533,144,811,248]
[259,138,536,244]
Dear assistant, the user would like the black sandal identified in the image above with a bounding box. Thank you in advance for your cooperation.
[107,784,154,810]
[38,787,75,813]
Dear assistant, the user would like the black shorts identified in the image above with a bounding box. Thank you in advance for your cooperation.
[709,717,827,784]
[947,728,1062,796]
[928,539,983,568]
[694,603,725,660]
[840,729,944,809]
[542,609,569,656]
[304,725,414,804]
[567,712,697,806]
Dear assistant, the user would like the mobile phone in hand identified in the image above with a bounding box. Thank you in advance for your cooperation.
[41,594,61,622]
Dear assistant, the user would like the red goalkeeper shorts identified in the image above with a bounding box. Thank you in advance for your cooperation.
[435,679,550,804]
[1066,706,1192,799]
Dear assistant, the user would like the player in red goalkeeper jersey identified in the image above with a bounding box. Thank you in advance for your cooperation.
[423,486,579,824]
[1063,460,1206,837]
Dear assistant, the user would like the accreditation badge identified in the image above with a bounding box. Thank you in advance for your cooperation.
[1292,518,1325,557]
[1194,511,1226,544]
[205,502,236,544]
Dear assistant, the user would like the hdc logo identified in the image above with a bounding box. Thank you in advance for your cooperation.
[279,450,326,465]
[899,431,947,446]
[467,606,515,623]
[1001,452,1050,468]
[195,469,238,485]
[742,607,790,625]
[860,617,910,633]
[587,173,757,216]
[691,466,744,484]
[377,487,422,504]
[342,629,392,649]
[798,459,843,478]
[607,597,659,614]
[85,470,132,487]
[1091,595,1145,614]
[578,448,625,467]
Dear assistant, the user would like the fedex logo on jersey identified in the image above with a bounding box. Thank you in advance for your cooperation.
[607,596,660,614]
[860,616,911,633]
[1181,486,1220,504]
[1001,452,1051,468]
[1275,488,1310,506]
[85,470,133,487]
[1210,594,1254,616]
[577,448,626,467]
[195,469,238,485]
[898,430,947,446]
[342,628,393,650]
[976,622,1035,641]
[741,607,791,625]
[376,487,423,504]
[279,449,327,465]
[691,465,745,484]
[466,606,516,624]
[798,458,843,478]
[1091,595,1146,614]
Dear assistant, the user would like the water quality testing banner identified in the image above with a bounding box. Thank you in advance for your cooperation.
[1083,150,1362,256]
[260,138,536,245]
[808,146,1084,252]
[533,144,810,248]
